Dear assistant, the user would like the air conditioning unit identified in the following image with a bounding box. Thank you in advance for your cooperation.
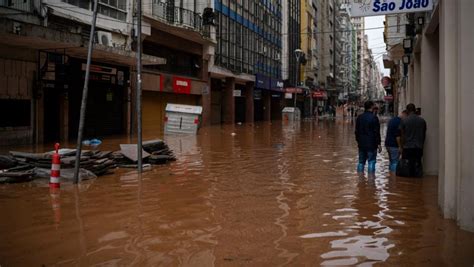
[96,31,113,47]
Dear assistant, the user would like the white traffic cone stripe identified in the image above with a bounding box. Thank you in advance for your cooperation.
[51,164,61,171]
[50,177,60,183]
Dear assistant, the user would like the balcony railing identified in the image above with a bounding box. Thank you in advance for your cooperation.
[0,0,33,13]
[152,1,203,33]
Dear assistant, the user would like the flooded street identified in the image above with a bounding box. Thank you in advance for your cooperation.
[1,119,474,266]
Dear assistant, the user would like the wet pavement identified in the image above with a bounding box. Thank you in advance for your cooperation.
[1,119,474,266]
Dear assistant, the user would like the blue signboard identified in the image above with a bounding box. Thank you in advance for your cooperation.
[270,78,284,92]
[255,74,270,90]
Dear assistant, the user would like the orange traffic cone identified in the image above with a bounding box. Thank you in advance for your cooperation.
[50,143,61,188]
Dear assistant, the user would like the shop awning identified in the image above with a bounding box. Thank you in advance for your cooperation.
[66,45,166,66]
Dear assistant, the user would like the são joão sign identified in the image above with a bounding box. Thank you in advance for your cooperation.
[350,0,433,17]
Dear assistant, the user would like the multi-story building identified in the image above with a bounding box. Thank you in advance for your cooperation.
[338,3,355,102]
[300,0,316,88]
[299,0,316,116]
[0,0,221,144]
[352,16,365,100]
[213,0,284,123]
[140,0,214,134]
[314,0,338,105]
[383,13,409,113]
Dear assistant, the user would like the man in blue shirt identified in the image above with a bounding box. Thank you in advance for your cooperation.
[355,101,382,174]
[385,110,407,172]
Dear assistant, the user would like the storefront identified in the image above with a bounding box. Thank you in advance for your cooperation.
[284,87,304,112]
[270,78,284,120]
[254,74,270,122]
[0,45,36,145]
[142,72,203,135]
[313,90,328,115]
[66,59,129,140]
[234,84,246,123]
[254,89,264,122]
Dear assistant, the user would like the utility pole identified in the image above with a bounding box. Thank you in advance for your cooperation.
[294,59,298,109]
[73,0,99,184]
[333,0,337,106]
[136,0,143,173]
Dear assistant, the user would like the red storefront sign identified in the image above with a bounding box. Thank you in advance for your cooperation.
[285,87,303,94]
[384,95,394,101]
[312,91,327,98]
[172,77,192,94]
[382,76,392,88]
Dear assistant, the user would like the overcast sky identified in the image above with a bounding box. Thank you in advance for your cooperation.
[364,16,390,76]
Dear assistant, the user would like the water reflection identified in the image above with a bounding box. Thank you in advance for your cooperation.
[0,120,474,266]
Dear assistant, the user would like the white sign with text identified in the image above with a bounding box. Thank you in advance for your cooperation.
[350,0,433,17]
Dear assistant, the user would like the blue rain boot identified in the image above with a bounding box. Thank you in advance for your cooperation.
[357,163,365,173]
[368,161,376,173]
[390,162,397,173]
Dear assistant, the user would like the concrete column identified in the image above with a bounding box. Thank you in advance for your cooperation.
[244,81,254,124]
[458,0,474,232]
[263,91,271,121]
[420,33,439,175]
[201,75,212,127]
[406,64,415,109]
[438,0,459,219]
[124,84,132,135]
[59,92,68,142]
[413,52,421,106]
[222,77,235,124]
[37,90,44,143]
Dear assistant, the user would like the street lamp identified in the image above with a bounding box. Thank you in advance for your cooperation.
[294,49,304,110]
[402,54,411,64]
[402,54,410,77]
[403,38,413,54]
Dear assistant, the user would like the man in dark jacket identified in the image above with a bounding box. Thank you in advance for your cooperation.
[355,101,382,173]
[399,103,427,177]
[385,110,407,172]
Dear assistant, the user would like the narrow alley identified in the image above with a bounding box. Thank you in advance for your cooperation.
[1,119,473,266]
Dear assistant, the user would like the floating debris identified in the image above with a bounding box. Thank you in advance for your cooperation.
[0,139,176,184]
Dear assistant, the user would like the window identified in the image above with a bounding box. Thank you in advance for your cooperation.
[63,0,127,20]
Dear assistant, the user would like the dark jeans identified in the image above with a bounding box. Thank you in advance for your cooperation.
[386,147,400,172]
[358,149,377,173]
[402,148,424,177]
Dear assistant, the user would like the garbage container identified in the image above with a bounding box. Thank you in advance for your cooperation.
[164,104,203,134]
[282,107,301,121]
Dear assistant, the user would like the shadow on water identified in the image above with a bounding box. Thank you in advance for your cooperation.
[0,119,474,266]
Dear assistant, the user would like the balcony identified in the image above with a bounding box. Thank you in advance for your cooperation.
[151,0,203,33]
[0,0,33,13]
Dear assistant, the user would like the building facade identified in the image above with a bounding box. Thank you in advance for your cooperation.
[0,0,223,144]
[351,16,365,100]
[212,0,284,124]
[384,0,474,232]
[338,3,355,102]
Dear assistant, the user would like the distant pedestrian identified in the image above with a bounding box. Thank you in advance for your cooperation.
[355,101,382,174]
[399,103,427,177]
[373,106,379,117]
[385,110,408,173]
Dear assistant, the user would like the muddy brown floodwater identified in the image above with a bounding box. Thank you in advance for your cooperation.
[1,119,474,266]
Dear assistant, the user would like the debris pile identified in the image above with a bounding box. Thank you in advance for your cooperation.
[0,139,176,184]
